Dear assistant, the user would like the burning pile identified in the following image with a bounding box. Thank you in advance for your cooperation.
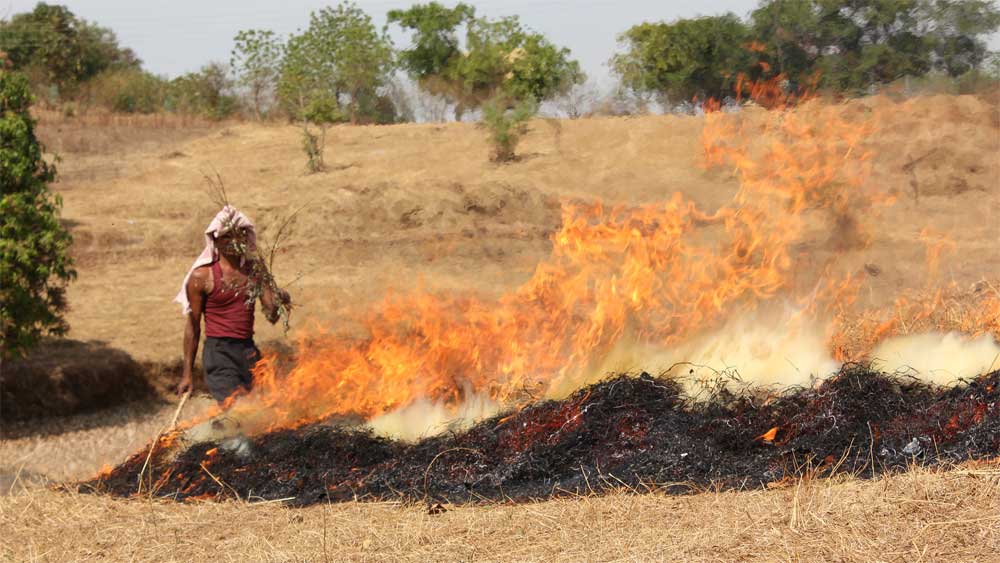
[199,92,898,438]
[81,90,1000,505]
[86,366,1000,505]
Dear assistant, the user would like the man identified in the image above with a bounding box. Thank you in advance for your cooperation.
[174,205,290,402]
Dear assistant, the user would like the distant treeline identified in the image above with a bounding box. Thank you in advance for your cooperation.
[1,0,997,122]
[613,0,1000,104]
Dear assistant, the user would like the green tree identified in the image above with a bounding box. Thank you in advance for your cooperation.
[749,0,1000,91]
[611,14,753,104]
[276,26,350,170]
[852,1,928,85]
[0,69,75,359]
[278,2,393,124]
[277,31,338,120]
[447,15,522,113]
[322,3,394,123]
[924,0,1000,76]
[387,2,474,80]
[230,29,283,118]
[0,2,139,97]
[748,0,827,83]
[389,3,583,119]
[300,93,343,172]
[505,32,585,103]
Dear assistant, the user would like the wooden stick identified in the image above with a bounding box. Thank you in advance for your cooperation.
[137,391,192,494]
[169,391,191,430]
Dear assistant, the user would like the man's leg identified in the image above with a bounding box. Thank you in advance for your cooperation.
[236,341,261,390]
[203,337,254,403]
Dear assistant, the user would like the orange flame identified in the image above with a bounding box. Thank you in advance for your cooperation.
[757,426,779,443]
[214,96,899,435]
[830,281,1000,361]
[918,227,957,278]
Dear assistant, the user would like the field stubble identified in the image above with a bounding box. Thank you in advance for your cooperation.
[3,463,999,562]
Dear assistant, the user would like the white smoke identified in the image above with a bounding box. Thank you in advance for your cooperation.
[366,392,500,441]
[871,331,1000,384]
[547,306,839,399]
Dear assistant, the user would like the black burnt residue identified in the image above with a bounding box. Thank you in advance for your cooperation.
[83,365,1000,505]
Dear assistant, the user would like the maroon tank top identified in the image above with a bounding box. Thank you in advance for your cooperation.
[203,260,255,339]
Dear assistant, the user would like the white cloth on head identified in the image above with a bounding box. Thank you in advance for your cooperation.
[174,205,257,315]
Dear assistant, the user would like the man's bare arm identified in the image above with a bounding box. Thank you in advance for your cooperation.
[256,262,290,325]
[260,284,279,324]
[179,269,208,395]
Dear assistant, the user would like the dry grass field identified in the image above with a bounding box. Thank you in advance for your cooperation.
[4,464,999,562]
[3,94,999,561]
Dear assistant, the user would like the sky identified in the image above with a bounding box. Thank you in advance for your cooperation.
[2,0,762,86]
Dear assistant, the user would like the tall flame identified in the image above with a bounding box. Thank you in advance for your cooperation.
[216,95,904,435]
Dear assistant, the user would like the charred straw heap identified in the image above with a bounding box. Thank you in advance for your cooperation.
[87,365,1000,505]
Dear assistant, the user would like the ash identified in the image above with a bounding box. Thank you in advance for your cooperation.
[85,365,1000,505]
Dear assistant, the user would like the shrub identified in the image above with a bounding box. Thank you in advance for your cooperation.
[84,68,166,114]
[479,96,537,162]
[0,70,75,359]
[300,94,344,173]
[301,129,322,172]
[166,62,239,119]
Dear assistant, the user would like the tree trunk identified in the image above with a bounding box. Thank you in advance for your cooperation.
[350,89,358,125]
[253,83,262,120]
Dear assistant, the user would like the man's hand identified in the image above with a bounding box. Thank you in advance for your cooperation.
[262,286,292,324]
[177,371,194,396]
[277,288,292,307]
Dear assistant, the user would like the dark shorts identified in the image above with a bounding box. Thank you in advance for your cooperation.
[203,337,260,402]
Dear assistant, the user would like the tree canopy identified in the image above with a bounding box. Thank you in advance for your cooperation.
[614,0,1000,102]
[2,0,997,122]
[749,0,1000,91]
[389,2,583,118]
[230,29,283,118]
[387,2,475,81]
[0,69,75,358]
[611,14,753,104]
[0,2,139,96]
[277,1,394,124]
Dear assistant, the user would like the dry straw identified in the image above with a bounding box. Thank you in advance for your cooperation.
[3,462,999,562]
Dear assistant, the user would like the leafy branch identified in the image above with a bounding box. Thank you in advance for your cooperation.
[201,171,297,333]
